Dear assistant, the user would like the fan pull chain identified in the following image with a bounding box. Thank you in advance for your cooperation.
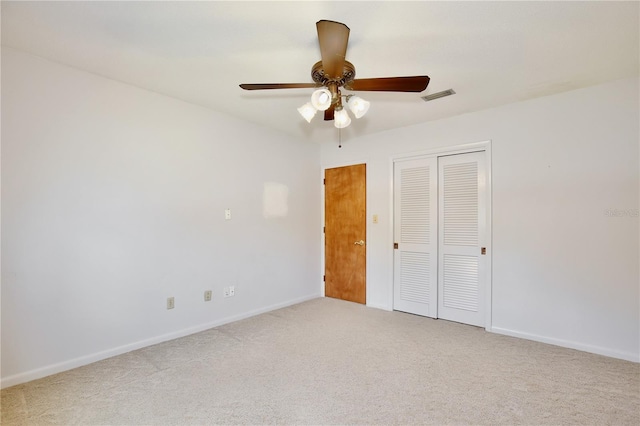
[338,128,342,148]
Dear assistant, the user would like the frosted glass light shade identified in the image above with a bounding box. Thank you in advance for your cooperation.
[297,102,317,123]
[334,108,351,128]
[347,96,370,118]
[311,88,332,111]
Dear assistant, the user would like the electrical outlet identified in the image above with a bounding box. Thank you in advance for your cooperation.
[229,285,235,297]
[224,287,230,298]
[167,297,175,310]
[204,290,212,302]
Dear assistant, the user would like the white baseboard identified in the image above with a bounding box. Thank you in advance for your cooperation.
[490,326,640,363]
[0,293,321,389]
[367,302,392,311]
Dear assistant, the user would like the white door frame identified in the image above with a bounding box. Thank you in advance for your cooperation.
[390,140,492,330]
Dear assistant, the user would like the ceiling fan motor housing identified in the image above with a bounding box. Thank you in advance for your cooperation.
[311,60,356,89]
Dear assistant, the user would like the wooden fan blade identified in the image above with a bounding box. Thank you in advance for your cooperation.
[324,104,335,121]
[239,83,318,90]
[316,20,350,79]
[345,76,430,92]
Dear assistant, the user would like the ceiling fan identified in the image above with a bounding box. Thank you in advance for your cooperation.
[239,20,430,128]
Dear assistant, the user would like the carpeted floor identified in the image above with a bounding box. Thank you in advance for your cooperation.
[2,297,639,425]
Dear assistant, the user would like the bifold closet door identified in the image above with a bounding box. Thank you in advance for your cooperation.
[393,158,438,317]
[437,152,486,327]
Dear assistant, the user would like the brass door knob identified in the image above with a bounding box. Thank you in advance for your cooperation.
[354,240,365,246]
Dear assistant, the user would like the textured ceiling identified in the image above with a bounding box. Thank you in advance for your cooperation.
[2,1,638,144]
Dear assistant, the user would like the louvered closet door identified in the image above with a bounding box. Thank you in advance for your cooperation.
[393,157,438,317]
[437,152,486,327]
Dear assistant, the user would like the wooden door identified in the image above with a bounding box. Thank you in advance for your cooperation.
[324,164,366,304]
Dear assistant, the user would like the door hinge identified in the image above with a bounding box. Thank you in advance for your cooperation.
[323,226,325,233]
[323,275,325,282]
[394,242,398,249]
[323,178,325,185]
[481,247,486,255]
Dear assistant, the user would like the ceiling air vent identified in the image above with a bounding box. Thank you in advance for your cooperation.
[421,89,456,102]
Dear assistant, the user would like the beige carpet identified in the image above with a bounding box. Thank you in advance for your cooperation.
[2,297,639,425]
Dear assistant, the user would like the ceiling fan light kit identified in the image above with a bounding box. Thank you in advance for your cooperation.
[300,91,366,128]
[240,20,430,130]
[310,88,332,111]
[346,95,370,119]
[334,107,352,129]
[297,102,317,123]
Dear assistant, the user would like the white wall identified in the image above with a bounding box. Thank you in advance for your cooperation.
[2,46,637,391]
[321,77,639,361]
[1,47,322,387]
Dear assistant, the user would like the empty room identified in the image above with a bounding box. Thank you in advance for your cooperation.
[1,1,638,425]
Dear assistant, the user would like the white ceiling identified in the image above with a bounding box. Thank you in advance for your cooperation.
[2,1,638,144]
